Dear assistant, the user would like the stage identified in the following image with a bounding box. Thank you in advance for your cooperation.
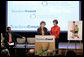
[1,1,83,56]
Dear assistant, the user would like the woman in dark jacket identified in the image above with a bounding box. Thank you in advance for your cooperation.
[37,21,48,35]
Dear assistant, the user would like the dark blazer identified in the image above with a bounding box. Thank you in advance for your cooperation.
[4,32,22,48]
[37,27,48,35]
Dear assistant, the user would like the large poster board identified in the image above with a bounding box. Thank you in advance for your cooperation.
[68,21,83,40]
[35,35,55,56]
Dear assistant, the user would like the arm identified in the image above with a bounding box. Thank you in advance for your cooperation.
[13,33,25,39]
[45,28,48,35]
[13,33,22,38]
[12,33,25,44]
[37,28,41,35]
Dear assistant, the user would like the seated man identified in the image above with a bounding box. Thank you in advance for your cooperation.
[4,27,25,56]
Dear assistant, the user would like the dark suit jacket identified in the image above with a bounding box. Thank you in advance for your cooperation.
[4,32,22,48]
[37,27,48,35]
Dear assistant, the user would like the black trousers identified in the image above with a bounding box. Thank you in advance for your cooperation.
[55,38,59,54]
[8,45,15,56]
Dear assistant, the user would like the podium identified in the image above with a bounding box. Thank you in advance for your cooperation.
[35,35,55,56]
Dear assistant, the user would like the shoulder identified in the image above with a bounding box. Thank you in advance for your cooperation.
[51,26,54,29]
[56,26,60,30]
[44,27,47,30]
[5,32,8,35]
[37,27,41,30]
[57,26,60,28]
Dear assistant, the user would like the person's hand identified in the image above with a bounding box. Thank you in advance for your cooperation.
[22,37,25,39]
[42,30,44,35]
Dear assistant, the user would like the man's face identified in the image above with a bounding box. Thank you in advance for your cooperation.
[8,28,11,32]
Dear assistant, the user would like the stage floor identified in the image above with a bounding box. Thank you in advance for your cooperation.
[59,42,83,49]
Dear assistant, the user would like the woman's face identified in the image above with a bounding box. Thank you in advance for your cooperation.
[53,22,57,26]
[41,23,45,28]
